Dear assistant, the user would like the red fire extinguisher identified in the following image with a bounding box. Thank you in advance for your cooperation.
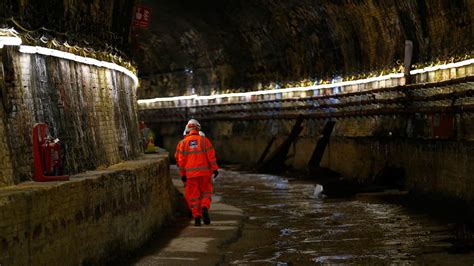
[32,123,69,181]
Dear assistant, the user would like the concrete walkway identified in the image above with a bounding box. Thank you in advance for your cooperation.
[132,167,244,265]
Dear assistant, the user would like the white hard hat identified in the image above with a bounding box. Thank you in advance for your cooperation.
[186,119,201,129]
[184,119,201,135]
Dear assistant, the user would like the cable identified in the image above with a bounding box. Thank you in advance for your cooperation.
[7,17,36,33]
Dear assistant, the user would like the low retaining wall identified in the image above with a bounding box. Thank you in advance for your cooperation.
[321,138,474,199]
[0,153,177,265]
[157,114,474,203]
[143,72,474,208]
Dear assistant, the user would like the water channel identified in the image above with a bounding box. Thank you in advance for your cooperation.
[214,167,474,265]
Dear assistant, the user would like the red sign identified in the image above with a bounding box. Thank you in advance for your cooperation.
[133,5,151,28]
[432,114,454,139]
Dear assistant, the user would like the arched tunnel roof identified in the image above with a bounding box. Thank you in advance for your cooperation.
[1,0,473,98]
[132,0,473,98]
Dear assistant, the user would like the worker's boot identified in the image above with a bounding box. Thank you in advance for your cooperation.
[202,207,211,225]
[194,216,201,226]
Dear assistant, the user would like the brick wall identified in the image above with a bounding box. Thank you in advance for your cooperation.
[0,47,142,187]
[0,153,177,265]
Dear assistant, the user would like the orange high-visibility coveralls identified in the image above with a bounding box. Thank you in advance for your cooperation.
[175,139,189,211]
[177,129,218,218]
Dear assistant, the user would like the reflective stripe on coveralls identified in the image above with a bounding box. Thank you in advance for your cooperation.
[185,175,213,218]
[201,191,212,199]
[178,130,218,178]
[178,129,218,218]
[190,197,200,208]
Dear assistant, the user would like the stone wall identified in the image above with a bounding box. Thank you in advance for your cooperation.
[0,153,178,265]
[0,47,141,187]
[0,59,14,187]
[321,138,474,201]
[153,101,474,202]
[134,0,474,98]
[0,0,134,52]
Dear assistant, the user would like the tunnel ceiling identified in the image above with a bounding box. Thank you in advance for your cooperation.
[133,0,473,98]
[0,0,135,55]
[1,0,473,99]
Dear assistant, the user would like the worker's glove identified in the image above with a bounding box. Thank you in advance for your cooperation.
[213,170,219,179]
[181,176,187,182]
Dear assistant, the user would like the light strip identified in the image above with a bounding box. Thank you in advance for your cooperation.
[410,58,474,75]
[140,95,197,103]
[1,27,138,86]
[0,36,22,48]
[18,45,37,54]
[138,72,405,104]
[18,45,138,86]
[138,58,473,105]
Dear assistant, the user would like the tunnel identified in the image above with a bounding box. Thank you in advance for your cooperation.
[0,0,474,264]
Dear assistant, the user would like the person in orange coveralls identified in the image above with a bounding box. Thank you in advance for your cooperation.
[176,119,219,226]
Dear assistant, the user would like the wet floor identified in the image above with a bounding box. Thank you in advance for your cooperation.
[214,168,474,265]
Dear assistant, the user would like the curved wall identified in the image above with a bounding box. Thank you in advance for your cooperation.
[141,63,474,203]
[0,46,141,187]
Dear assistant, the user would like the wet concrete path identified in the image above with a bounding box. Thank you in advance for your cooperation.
[215,167,474,265]
[127,166,474,265]
[129,167,244,266]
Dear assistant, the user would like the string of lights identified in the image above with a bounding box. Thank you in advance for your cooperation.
[138,58,473,106]
[0,27,138,86]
